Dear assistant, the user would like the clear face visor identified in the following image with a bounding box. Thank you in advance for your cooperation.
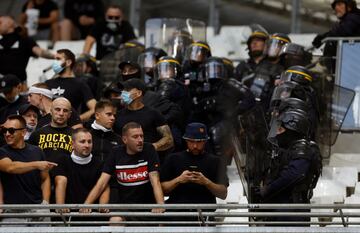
[138,53,157,69]
[267,38,288,58]
[188,45,209,63]
[271,82,295,107]
[267,115,282,146]
[73,61,87,76]
[156,62,178,80]
[205,61,226,80]
[171,36,192,60]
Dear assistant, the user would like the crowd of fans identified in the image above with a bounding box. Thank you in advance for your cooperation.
[0,0,359,226]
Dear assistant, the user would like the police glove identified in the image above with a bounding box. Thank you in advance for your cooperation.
[312,34,325,48]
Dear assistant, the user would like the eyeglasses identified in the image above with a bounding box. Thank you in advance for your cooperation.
[0,127,25,135]
[107,16,121,20]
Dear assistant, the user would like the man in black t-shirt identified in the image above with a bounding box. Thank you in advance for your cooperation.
[29,97,73,166]
[83,5,136,60]
[0,75,28,124]
[45,49,96,122]
[54,128,107,213]
[0,115,56,224]
[28,82,83,129]
[161,122,228,205]
[0,16,55,86]
[114,79,174,154]
[81,122,164,224]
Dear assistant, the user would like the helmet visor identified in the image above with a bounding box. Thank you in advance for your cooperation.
[267,38,289,58]
[188,44,210,63]
[205,61,227,80]
[138,53,157,69]
[155,61,178,80]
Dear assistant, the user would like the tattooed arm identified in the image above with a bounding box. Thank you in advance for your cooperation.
[153,125,174,151]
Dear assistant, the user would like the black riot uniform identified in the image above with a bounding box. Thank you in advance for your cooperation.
[261,98,322,225]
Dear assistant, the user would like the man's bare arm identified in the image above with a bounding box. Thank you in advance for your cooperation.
[0,157,57,174]
[153,125,174,151]
[32,46,55,59]
[40,170,51,203]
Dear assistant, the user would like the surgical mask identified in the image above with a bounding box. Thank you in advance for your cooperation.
[121,91,133,105]
[52,60,65,74]
[106,19,121,31]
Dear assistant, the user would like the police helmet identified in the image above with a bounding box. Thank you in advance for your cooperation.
[154,56,182,81]
[222,57,234,78]
[266,33,291,58]
[247,30,269,48]
[203,57,228,81]
[279,66,313,85]
[185,41,212,64]
[138,47,167,70]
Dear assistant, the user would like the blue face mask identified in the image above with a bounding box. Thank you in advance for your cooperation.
[52,60,65,74]
[121,91,133,105]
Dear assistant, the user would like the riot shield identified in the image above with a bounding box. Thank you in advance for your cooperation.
[99,45,144,85]
[145,18,206,63]
[232,105,271,203]
[316,84,355,147]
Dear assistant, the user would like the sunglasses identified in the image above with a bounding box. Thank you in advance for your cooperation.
[107,16,121,20]
[0,127,25,135]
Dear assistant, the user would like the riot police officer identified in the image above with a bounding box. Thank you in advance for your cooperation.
[235,30,268,82]
[261,98,322,225]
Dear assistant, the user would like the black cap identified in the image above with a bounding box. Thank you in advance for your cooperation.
[183,122,209,141]
[17,104,40,116]
[122,79,147,94]
[0,74,21,93]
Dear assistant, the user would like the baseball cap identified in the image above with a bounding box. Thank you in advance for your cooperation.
[0,74,21,93]
[122,78,147,94]
[17,104,40,116]
[183,122,210,141]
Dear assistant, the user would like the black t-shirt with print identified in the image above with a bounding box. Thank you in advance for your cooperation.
[53,155,103,203]
[45,77,94,111]
[0,31,38,81]
[0,144,45,204]
[22,0,58,30]
[161,150,229,204]
[102,143,160,204]
[114,106,166,144]
[28,125,73,165]
[89,20,136,60]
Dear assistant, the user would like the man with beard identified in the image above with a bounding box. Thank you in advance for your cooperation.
[45,49,96,122]
[161,122,228,206]
[81,122,164,224]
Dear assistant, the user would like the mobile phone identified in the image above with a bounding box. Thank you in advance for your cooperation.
[188,165,199,172]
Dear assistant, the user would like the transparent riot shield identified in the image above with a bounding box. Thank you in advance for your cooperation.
[316,84,355,147]
[232,105,270,203]
[99,45,144,86]
[145,18,206,63]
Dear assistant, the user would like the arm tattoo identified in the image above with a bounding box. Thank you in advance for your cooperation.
[154,125,174,151]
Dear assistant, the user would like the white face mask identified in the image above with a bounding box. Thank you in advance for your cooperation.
[106,19,121,31]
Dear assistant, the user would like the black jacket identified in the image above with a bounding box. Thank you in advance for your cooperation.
[89,127,121,162]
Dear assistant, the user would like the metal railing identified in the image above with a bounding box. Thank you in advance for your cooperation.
[1,203,360,231]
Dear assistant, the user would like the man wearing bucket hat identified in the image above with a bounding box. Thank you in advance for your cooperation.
[160,122,228,205]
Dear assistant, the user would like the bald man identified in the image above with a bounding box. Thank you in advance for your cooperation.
[29,97,74,166]
[0,15,55,89]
